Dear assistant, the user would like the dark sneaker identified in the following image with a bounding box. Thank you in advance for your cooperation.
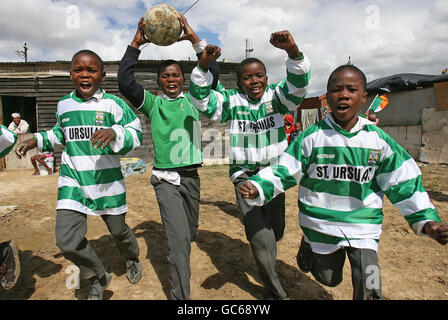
[87,272,111,300]
[0,240,20,290]
[126,258,142,284]
[297,237,312,273]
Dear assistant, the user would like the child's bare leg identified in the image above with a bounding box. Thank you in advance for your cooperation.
[37,156,52,174]
[31,155,40,175]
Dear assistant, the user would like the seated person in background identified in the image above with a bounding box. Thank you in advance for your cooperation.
[8,113,29,134]
[31,152,55,175]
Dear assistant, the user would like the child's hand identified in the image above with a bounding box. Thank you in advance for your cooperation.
[15,138,37,159]
[90,129,116,150]
[131,16,150,49]
[424,221,448,245]
[199,45,221,70]
[177,15,200,44]
[269,30,301,58]
[239,181,259,199]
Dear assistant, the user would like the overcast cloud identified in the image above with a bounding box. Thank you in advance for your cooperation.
[0,0,447,95]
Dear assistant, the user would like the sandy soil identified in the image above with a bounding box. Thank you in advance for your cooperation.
[0,164,447,300]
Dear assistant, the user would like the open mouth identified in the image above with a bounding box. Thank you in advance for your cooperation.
[79,82,92,91]
[166,85,178,90]
[336,104,350,111]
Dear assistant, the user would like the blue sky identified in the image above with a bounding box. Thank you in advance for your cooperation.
[0,0,447,94]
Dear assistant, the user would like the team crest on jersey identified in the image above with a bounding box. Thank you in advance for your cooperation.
[95,112,105,125]
[367,149,381,166]
[265,101,274,114]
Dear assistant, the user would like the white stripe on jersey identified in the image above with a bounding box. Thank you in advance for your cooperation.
[299,212,383,240]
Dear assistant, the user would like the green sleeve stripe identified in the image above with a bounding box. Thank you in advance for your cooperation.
[384,176,426,204]
[39,131,56,152]
[405,208,441,227]
[286,69,311,89]
[249,174,276,203]
[278,80,307,106]
[271,165,300,192]
[189,82,213,100]
[117,129,139,155]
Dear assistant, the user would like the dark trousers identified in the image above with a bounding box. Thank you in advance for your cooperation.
[298,238,383,300]
[150,171,200,300]
[55,209,140,280]
[233,172,287,299]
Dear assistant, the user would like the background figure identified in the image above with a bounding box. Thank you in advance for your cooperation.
[288,120,302,143]
[284,114,295,144]
[8,113,29,134]
[31,152,55,176]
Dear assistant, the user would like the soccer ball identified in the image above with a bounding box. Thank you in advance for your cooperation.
[143,4,183,46]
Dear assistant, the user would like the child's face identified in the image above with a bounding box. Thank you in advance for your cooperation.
[239,62,268,101]
[295,122,301,131]
[327,70,367,130]
[70,53,105,99]
[159,64,184,98]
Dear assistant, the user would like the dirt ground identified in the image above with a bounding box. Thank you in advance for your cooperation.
[0,163,447,300]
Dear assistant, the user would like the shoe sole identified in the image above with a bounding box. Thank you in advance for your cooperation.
[126,264,142,284]
[1,240,21,290]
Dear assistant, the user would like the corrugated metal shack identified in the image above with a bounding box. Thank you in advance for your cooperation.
[0,59,238,168]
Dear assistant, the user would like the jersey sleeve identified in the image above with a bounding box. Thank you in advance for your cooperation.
[34,122,66,152]
[375,136,441,235]
[0,125,18,158]
[272,53,311,114]
[109,98,143,156]
[189,65,231,123]
[118,45,146,109]
[246,131,308,206]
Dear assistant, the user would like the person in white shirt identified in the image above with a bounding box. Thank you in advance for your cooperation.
[8,113,29,134]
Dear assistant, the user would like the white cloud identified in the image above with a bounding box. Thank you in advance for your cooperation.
[0,0,446,95]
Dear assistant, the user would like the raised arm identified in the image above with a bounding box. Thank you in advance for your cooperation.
[178,14,221,90]
[117,17,148,109]
[270,31,311,114]
[189,45,232,122]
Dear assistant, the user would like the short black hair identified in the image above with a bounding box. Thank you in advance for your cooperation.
[236,57,266,90]
[327,64,367,92]
[157,59,185,83]
[71,49,104,72]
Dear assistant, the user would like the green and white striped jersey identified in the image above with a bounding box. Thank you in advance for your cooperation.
[34,89,143,216]
[0,125,17,158]
[189,55,311,181]
[247,113,441,254]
